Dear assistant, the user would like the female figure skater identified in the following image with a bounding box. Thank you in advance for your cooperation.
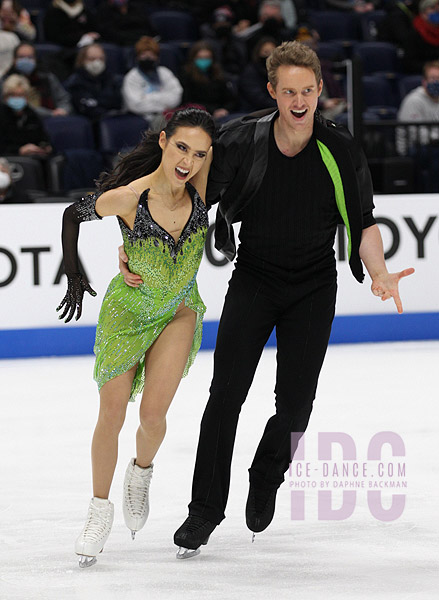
[56,107,214,567]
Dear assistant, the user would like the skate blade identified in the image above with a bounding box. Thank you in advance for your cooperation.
[176,546,201,559]
[251,533,255,543]
[78,555,97,568]
[77,548,103,568]
[131,531,136,541]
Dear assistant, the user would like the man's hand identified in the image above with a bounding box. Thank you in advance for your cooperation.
[371,268,415,314]
[118,245,143,287]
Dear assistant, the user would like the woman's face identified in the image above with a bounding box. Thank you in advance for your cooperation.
[85,45,105,63]
[195,49,212,61]
[159,126,211,186]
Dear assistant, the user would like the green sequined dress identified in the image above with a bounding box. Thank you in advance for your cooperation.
[93,182,208,402]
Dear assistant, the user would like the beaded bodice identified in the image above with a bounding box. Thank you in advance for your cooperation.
[117,182,208,310]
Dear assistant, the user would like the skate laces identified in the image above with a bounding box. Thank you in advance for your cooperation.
[82,502,112,543]
[125,467,152,517]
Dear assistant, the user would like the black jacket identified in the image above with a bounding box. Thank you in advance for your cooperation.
[0,104,50,154]
[97,1,156,46]
[206,109,375,283]
[64,68,122,120]
[43,6,97,47]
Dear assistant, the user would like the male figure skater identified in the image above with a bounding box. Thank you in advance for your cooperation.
[122,41,414,558]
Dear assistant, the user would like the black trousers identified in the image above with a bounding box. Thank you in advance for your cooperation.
[188,254,337,525]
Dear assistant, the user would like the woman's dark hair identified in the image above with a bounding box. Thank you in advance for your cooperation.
[96,107,215,192]
[184,40,224,84]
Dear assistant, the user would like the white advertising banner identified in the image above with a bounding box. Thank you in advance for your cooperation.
[0,194,438,332]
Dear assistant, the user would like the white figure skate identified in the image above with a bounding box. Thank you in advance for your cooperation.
[123,458,153,540]
[75,497,114,568]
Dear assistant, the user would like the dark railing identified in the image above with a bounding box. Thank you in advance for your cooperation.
[361,120,439,194]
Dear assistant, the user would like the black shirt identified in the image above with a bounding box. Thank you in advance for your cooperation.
[238,119,339,271]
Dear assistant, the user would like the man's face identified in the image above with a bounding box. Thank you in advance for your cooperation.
[423,66,439,86]
[267,65,322,132]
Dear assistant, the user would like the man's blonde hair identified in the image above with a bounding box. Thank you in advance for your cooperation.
[267,41,322,89]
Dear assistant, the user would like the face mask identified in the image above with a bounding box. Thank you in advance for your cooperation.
[84,59,105,76]
[6,96,27,111]
[427,12,439,25]
[195,57,212,72]
[426,80,439,97]
[138,58,158,73]
[15,57,36,75]
[263,18,282,33]
[0,170,11,190]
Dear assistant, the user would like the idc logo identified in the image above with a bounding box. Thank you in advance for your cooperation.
[289,432,407,522]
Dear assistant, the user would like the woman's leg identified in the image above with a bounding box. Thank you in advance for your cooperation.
[91,363,137,499]
[136,305,197,468]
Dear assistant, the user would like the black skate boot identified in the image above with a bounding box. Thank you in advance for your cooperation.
[245,485,278,534]
[174,515,217,559]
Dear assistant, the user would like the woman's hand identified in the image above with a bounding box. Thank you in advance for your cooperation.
[56,273,97,322]
[371,268,415,314]
[119,245,143,287]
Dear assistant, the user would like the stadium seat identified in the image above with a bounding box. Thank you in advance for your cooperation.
[308,11,360,43]
[100,43,127,75]
[353,42,400,76]
[360,11,386,42]
[362,75,397,108]
[317,42,346,62]
[99,114,150,156]
[43,115,95,152]
[149,10,199,42]
[363,106,399,120]
[34,43,62,67]
[4,155,46,202]
[399,75,423,101]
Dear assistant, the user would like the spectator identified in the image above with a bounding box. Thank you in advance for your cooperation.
[44,0,99,48]
[378,0,418,48]
[64,43,122,120]
[97,0,156,46]
[201,6,247,77]
[0,0,35,41]
[122,36,182,129]
[236,0,296,56]
[238,36,277,110]
[403,0,439,73]
[398,60,439,190]
[0,74,52,156]
[180,40,237,120]
[2,42,72,117]
[0,29,18,76]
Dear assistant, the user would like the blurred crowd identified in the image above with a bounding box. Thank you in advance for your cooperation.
[1,0,439,201]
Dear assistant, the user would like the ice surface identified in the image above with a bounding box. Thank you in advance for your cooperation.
[1,342,438,600]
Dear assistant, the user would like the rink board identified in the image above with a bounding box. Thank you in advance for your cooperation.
[1,195,438,358]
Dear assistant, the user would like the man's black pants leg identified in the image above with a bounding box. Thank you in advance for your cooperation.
[188,266,276,524]
[248,272,337,490]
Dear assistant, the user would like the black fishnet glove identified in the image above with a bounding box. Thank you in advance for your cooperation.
[56,273,97,323]
[56,193,102,323]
